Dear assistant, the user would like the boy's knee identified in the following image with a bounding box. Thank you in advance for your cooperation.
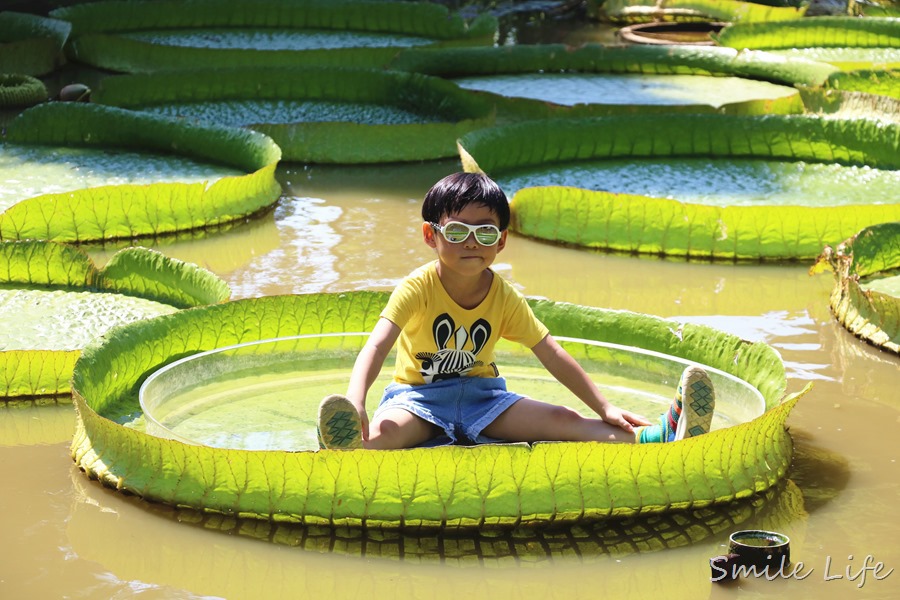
[547,404,584,425]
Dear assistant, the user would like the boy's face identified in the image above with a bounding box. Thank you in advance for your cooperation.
[422,203,507,276]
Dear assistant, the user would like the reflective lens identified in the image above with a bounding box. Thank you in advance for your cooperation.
[432,221,501,246]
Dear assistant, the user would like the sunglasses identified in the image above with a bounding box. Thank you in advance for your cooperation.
[430,221,502,246]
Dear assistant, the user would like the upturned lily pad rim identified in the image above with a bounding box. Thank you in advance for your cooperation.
[1,241,230,399]
[137,331,767,449]
[89,66,497,163]
[71,292,796,528]
[457,114,900,261]
[1,102,282,242]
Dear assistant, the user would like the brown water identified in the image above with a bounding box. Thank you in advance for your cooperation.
[3,159,898,599]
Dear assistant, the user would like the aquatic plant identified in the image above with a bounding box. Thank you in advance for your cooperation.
[0,11,70,76]
[812,222,900,355]
[458,114,900,261]
[52,0,497,73]
[1,241,229,400]
[70,291,801,528]
[391,44,837,118]
[715,16,900,70]
[1,103,282,242]
[598,0,806,24]
[91,66,495,163]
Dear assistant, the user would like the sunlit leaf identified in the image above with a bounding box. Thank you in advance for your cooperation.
[92,67,495,163]
[1,241,230,399]
[71,292,798,527]
[391,45,836,118]
[52,0,497,72]
[814,222,900,354]
[1,103,282,242]
[601,0,806,24]
[458,115,900,260]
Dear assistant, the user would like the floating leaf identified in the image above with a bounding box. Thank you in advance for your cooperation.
[391,44,837,118]
[1,103,282,242]
[71,292,798,528]
[0,11,70,76]
[458,115,900,260]
[92,67,495,163]
[52,0,497,72]
[715,16,900,70]
[1,240,229,399]
[600,0,806,24]
[813,222,900,355]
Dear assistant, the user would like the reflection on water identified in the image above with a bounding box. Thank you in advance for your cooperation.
[3,149,900,599]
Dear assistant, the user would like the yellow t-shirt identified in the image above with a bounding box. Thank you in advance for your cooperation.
[381,261,549,385]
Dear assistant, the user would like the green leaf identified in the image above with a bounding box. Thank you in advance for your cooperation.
[391,44,838,88]
[825,69,900,99]
[1,103,282,242]
[98,247,230,308]
[816,222,900,354]
[1,241,230,398]
[71,292,797,527]
[715,16,900,49]
[92,67,495,163]
[457,115,900,260]
[601,0,807,24]
[1,350,80,398]
[0,11,71,76]
[52,0,496,72]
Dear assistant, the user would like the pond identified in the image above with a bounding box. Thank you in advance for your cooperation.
[2,7,899,600]
[3,159,898,599]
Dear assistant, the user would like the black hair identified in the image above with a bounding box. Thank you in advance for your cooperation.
[421,172,510,230]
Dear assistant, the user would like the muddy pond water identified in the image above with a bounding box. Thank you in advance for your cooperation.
[3,158,898,599]
[3,7,900,598]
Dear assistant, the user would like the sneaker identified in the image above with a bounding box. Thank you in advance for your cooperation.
[674,366,716,441]
[317,394,363,450]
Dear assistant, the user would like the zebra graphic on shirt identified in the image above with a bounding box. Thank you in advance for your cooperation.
[416,313,491,384]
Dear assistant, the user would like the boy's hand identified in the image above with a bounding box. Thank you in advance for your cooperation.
[600,405,651,433]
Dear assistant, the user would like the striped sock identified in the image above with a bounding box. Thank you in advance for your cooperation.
[636,376,686,444]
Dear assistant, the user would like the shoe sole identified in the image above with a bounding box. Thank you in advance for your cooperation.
[675,366,716,441]
[317,394,363,450]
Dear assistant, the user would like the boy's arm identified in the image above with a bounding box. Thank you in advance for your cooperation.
[346,317,401,440]
[531,334,651,432]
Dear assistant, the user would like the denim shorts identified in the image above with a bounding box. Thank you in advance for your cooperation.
[374,377,523,446]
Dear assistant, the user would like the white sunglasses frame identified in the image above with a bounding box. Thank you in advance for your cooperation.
[429,221,502,246]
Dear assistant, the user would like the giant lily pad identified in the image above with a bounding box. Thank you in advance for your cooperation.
[91,67,495,163]
[598,0,807,24]
[52,0,497,73]
[457,114,900,261]
[715,16,900,71]
[812,222,900,355]
[71,291,800,528]
[390,44,837,118]
[0,11,71,76]
[0,102,282,242]
[1,240,230,399]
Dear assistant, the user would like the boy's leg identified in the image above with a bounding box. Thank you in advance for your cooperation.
[480,397,636,443]
[318,394,363,450]
[635,365,716,443]
[367,407,441,450]
[318,394,440,450]
[316,394,440,450]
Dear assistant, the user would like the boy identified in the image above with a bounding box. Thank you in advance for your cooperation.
[318,172,715,450]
